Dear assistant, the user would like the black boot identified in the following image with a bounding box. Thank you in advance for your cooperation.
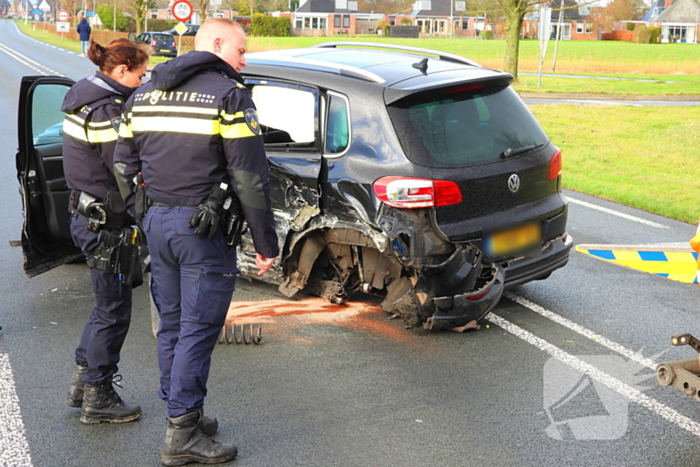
[197,408,218,437]
[160,411,237,466]
[66,364,87,408]
[80,381,142,424]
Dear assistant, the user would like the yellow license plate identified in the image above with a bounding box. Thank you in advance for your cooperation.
[486,223,541,256]
[160,49,171,52]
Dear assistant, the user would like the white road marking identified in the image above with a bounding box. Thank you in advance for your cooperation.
[567,196,670,229]
[504,291,657,369]
[0,42,63,76]
[486,313,700,438]
[0,354,33,467]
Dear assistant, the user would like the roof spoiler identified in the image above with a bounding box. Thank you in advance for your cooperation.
[384,73,514,105]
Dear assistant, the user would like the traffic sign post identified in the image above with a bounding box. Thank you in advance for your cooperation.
[171,0,193,55]
[56,10,69,40]
[171,0,193,22]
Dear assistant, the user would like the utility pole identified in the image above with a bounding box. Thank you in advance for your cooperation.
[551,0,565,73]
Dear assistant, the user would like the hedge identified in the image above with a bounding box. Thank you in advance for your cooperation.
[251,13,290,37]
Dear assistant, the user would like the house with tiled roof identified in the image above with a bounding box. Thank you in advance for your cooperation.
[292,0,384,36]
[645,0,699,42]
[521,0,603,40]
[390,0,486,38]
[0,0,12,16]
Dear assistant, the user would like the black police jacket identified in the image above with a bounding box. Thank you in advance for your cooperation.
[61,72,135,201]
[114,51,279,259]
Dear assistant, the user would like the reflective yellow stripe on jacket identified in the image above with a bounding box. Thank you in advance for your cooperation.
[125,105,258,139]
[63,113,118,143]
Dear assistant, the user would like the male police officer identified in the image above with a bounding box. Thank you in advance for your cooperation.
[114,19,278,465]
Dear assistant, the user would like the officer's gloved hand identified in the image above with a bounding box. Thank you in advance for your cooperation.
[188,183,230,240]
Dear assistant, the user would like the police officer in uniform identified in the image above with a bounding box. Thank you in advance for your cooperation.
[114,19,278,465]
[62,39,148,424]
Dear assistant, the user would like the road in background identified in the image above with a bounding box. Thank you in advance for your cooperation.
[2,20,700,467]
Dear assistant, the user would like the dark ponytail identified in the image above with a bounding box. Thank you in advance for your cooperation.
[87,38,150,74]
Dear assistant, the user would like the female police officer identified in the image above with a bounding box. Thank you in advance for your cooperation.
[62,38,148,424]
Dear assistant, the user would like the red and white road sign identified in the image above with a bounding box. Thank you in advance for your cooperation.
[171,0,193,22]
[56,9,69,22]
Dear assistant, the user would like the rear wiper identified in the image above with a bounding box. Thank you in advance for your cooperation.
[499,144,541,159]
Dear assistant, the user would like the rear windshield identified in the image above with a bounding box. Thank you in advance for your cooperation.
[387,85,549,168]
[153,34,172,42]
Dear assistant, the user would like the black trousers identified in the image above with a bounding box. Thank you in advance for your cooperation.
[69,212,133,386]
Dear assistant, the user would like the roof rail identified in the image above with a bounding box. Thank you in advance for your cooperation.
[246,53,386,84]
[311,42,481,68]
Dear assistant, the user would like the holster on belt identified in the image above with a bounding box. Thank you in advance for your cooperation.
[88,226,144,288]
[222,194,246,247]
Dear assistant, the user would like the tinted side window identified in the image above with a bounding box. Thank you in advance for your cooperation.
[251,85,317,148]
[324,92,349,155]
[32,84,68,146]
[387,86,549,168]
[154,34,171,41]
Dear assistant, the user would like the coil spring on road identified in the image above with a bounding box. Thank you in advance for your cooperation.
[218,323,262,345]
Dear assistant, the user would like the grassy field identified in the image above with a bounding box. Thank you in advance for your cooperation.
[11,19,700,224]
[531,105,700,224]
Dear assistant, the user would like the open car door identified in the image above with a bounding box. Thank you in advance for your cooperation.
[17,75,82,277]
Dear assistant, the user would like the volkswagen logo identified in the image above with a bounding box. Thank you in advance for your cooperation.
[507,174,520,193]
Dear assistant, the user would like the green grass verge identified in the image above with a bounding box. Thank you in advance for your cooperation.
[531,104,700,224]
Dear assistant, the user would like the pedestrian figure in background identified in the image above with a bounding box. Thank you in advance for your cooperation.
[62,38,149,425]
[114,18,278,465]
[77,18,91,56]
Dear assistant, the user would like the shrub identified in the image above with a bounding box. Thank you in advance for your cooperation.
[146,19,178,32]
[626,22,635,31]
[482,30,493,40]
[251,13,290,36]
[635,25,650,43]
[400,17,413,25]
[95,4,130,32]
[648,26,661,43]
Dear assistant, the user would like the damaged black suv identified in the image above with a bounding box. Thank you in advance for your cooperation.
[17,42,572,332]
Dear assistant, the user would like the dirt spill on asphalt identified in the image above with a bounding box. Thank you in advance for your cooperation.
[225,297,415,343]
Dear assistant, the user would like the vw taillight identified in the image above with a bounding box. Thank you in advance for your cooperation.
[549,149,562,180]
[373,176,463,209]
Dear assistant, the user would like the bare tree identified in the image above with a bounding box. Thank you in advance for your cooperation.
[128,0,153,34]
[496,0,538,80]
[195,0,208,20]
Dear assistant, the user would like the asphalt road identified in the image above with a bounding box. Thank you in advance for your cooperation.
[1,20,700,467]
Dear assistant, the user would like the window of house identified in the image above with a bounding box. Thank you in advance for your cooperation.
[334,15,340,27]
[295,17,303,28]
[576,22,592,34]
[343,15,350,28]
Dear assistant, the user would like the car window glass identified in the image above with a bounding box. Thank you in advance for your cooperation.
[252,85,315,146]
[324,93,349,154]
[154,34,170,41]
[387,86,548,168]
[32,84,68,146]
